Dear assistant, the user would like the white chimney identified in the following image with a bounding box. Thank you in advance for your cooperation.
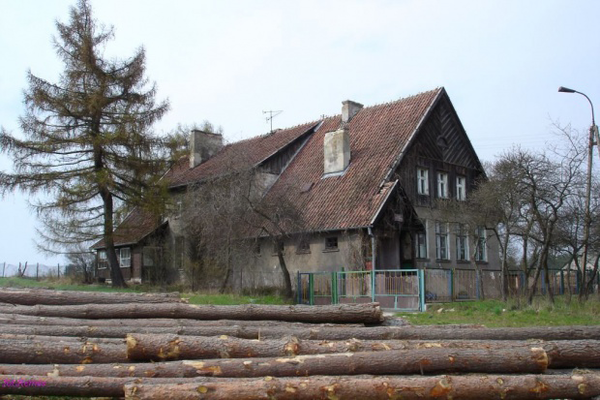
[323,100,363,175]
[323,127,350,175]
[190,130,223,169]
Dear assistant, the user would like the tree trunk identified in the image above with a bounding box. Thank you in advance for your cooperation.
[100,187,128,289]
[0,339,128,364]
[125,334,600,368]
[123,374,600,400]
[2,324,600,341]
[0,375,213,398]
[0,333,123,345]
[501,233,510,301]
[0,313,362,328]
[0,347,548,377]
[277,244,293,300]
[0,302,383,324]
[0,288,182,306]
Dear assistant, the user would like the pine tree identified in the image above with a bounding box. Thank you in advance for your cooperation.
[0,0,169,287]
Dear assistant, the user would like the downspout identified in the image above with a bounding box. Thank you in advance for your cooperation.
[368,226,377,271]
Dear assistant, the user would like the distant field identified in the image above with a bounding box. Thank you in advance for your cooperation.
[401,297,600,327]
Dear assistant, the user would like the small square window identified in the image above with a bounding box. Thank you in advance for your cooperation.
[324,237,338,251]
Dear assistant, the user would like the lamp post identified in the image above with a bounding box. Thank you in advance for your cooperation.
[558,86,597,299]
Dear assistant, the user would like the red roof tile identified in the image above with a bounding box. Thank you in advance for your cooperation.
[166,122,319,188]
[92,207,164,249]
[263,88,442,232]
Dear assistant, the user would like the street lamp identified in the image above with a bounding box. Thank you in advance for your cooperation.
[558,86,598,299]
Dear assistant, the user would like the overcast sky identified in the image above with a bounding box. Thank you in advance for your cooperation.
[1,0,599,266]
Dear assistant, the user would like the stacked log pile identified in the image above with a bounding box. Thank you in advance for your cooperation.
[0,288,599,399]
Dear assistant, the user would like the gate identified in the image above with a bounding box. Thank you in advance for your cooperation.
[297,269,425,311]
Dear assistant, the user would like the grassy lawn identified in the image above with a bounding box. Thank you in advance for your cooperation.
[0,277,290,305]
[400,296,600,327]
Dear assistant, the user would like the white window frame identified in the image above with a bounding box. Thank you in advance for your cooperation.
[455,223,469,261]
[417,168,429,195]
[415,231,427,259]
[119,247,131,268]
[435,221,449,260]
[437,172,448,199]
[98,250,108,269]
[456,176,466,201]
[475,226,487,262]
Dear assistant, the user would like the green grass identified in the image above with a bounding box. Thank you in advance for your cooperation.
[186,293,291,305]
[400,296,600,327]
[0,277,290,305]
[0,276,149,293]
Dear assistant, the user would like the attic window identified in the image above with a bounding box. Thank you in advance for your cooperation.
[297,238,310,254]
[437,136,449,151]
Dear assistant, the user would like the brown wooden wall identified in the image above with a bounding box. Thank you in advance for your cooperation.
[395,94,485,208]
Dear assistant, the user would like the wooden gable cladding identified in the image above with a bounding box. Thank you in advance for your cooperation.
[395,92,485,208]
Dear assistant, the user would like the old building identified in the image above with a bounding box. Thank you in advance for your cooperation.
[93,87,500,291]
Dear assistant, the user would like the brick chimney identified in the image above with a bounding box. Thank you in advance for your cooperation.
[323,100,363,175]
[189,129,223,169]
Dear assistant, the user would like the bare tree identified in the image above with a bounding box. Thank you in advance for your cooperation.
[65,245,96,284]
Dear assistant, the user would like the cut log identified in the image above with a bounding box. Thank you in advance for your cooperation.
[0,375,215,397]
[0,313,363,328]
[0,347,548,377]
[125,334,600,368]
[0,339,128,364]
[0,302,383,324]
[123,373,600,400]
[3,323,600,341]
[0,333,124,345]
[0,288,183,305]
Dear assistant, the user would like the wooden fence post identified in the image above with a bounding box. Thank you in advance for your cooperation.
[36,263,39,281]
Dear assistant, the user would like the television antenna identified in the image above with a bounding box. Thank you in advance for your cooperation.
[263,110,283,133]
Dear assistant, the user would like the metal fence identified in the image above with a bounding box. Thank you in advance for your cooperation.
[425,268,599,302]
[297,269,425,311]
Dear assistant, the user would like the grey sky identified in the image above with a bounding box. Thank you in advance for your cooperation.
[1,0,598,265]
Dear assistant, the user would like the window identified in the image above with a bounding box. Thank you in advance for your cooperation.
[437,172,448,198]
[417,168,429,195]
[98,250,107,269]
[143,247,161,267]
[253,241,261,255]
[455,223,469,261]
[435,221,449,260]
[324,236,338,251]
[272,240,284,255]
[456,176,466,201]
[119,247,131,268]
[415,232,427,259]
[297,238,310,254]
[475,226,487,262]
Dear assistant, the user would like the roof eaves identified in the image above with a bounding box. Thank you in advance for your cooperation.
[369,180,399,227]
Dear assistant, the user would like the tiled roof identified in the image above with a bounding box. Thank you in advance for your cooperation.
[165,121,319,188]
[91,207,164,249]
[262,88,442,232]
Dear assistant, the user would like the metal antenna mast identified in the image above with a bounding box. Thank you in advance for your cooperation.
[263,110,282,133]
